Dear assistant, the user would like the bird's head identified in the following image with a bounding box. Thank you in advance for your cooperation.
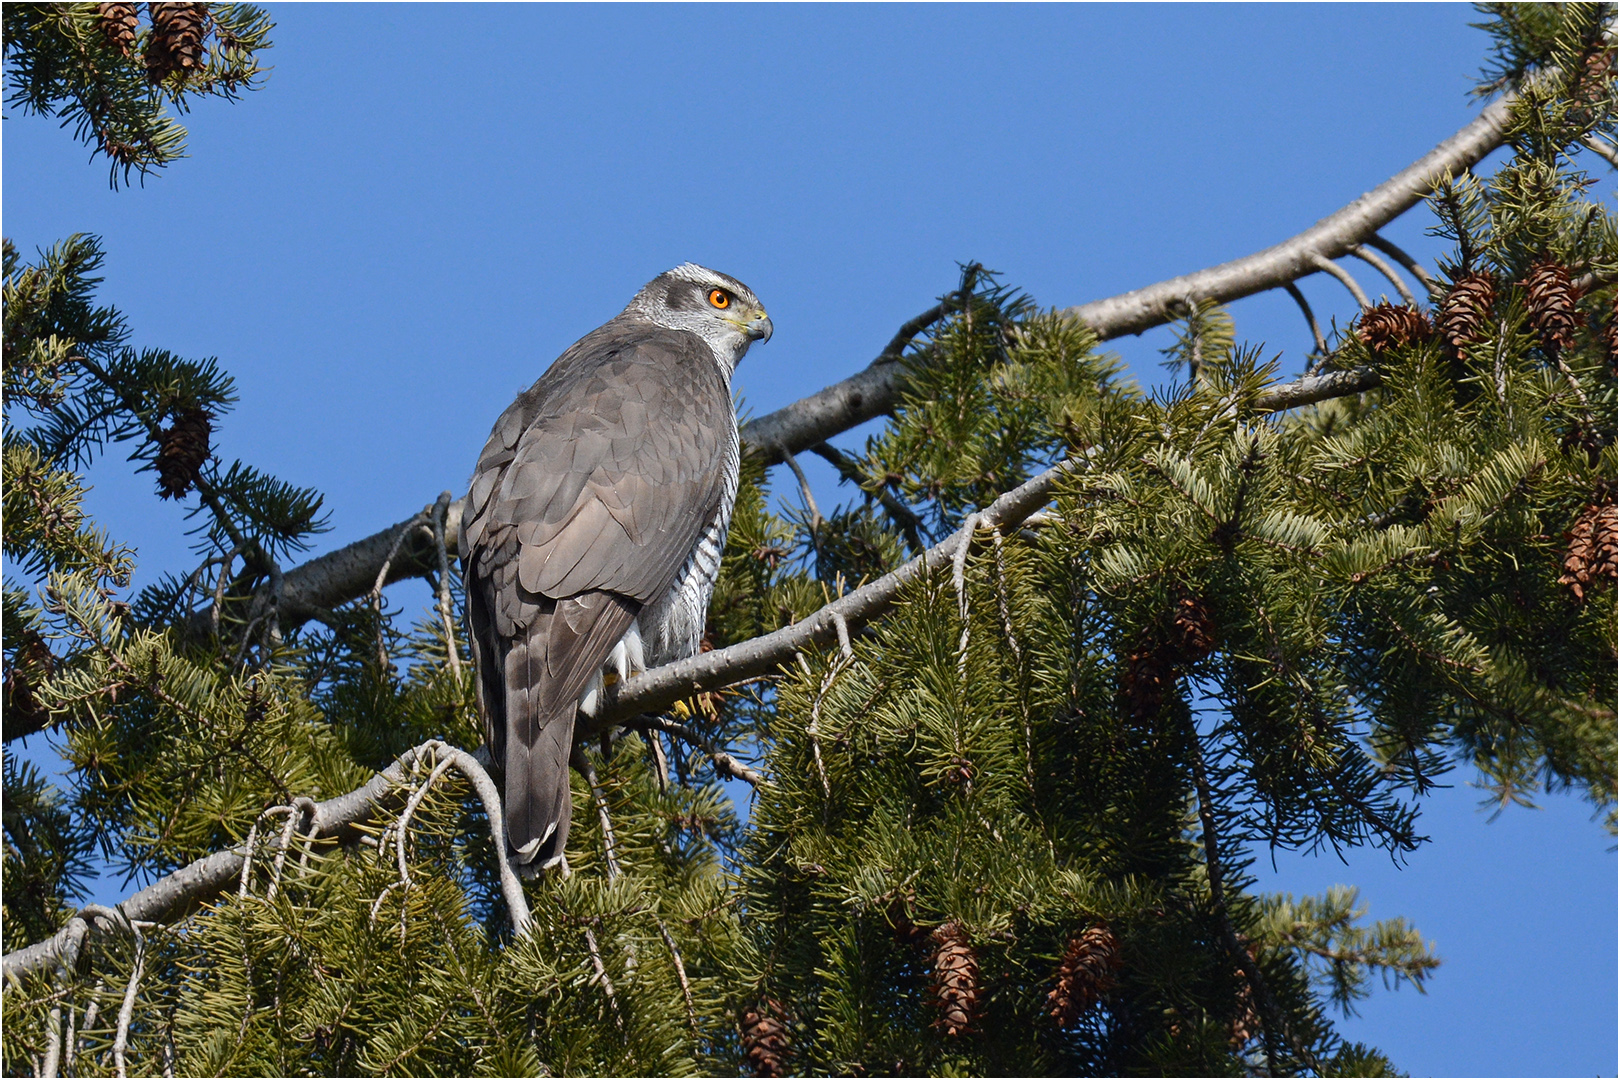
[626,263,772,371]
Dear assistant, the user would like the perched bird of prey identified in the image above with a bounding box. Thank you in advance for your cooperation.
[461,264,772,870]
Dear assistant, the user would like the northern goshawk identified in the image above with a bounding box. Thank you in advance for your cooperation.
[461,264,771,870]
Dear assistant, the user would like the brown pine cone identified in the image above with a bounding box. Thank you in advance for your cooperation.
[1356,303,1433,353]
[3,633,57,738]
[1047,924,1122,1026]
[146,2,208,82]
[1123,647,1170,722]
[1170,597,1216,663]
[1520,260,1585,358]
[1558,503,1618,602]
[97,2,141,56]
[154,407,212,499]
[1436,272,1497,359]
[741,998,790,1078]
[929,921,980,1038]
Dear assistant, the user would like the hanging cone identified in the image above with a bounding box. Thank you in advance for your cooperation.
[2,632,56,736]
[146,2,207,82]
[97,2,140,56]
[1436,272,1497,358]
[1356,303,1433,353]
[1557,503,1618,602]
[1123,646,1170,722]
[154,407,212,499]
[929,921,981,1037]
[1170,597,1216,663]
[1046,924,1122,1026]
[1520,260,1585,358]
[740,998,790,1077]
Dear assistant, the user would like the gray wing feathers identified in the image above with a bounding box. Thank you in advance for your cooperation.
[462,320,734,865]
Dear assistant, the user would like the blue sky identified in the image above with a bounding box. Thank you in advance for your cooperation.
[4,5,1614,1075]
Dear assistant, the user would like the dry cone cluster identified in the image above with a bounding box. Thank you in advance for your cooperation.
[929,921,981,1038]
[1047,924,1123,1026]
[1558,502,1617,601]
[155,407,212,499]
[1357,303,1433,353]
[1436,271,1498,359]
[96,2,140,56]
[740,999,790,1078]
[1519,260,1585,358]
[146,2,208,82]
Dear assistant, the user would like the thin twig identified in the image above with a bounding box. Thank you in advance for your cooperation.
[370,509,432,670]
[431,491,463,685]
[582,926,624,1031]
[73,977,105,1074]
[1348,243,1418,305]
[952,512,985,675]
[112,922,146,1079]
[236,806,294,900]
[1307,252,1372,309]
[396,754,456,891]
[574,749,622,880]
[44,998,63,1079]
[265,806,302,902]
[1365,234,1435,291]
[655,917,699,1034]
[808,442,927,556]
[1284,283,1328,366]
[638,716,766,788]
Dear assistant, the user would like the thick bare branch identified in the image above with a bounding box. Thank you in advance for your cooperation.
[2,739,528,986]
[1058,95,1515,338]
[176,92,1513,645]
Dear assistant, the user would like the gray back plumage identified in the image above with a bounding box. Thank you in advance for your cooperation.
[463,315,738,867]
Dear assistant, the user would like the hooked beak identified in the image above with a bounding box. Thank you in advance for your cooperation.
[746,311,773,343]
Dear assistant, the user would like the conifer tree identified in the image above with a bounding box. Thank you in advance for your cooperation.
[3,4,1613,1076]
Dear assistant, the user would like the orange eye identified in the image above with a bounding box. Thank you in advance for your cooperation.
[708,288,731,309]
